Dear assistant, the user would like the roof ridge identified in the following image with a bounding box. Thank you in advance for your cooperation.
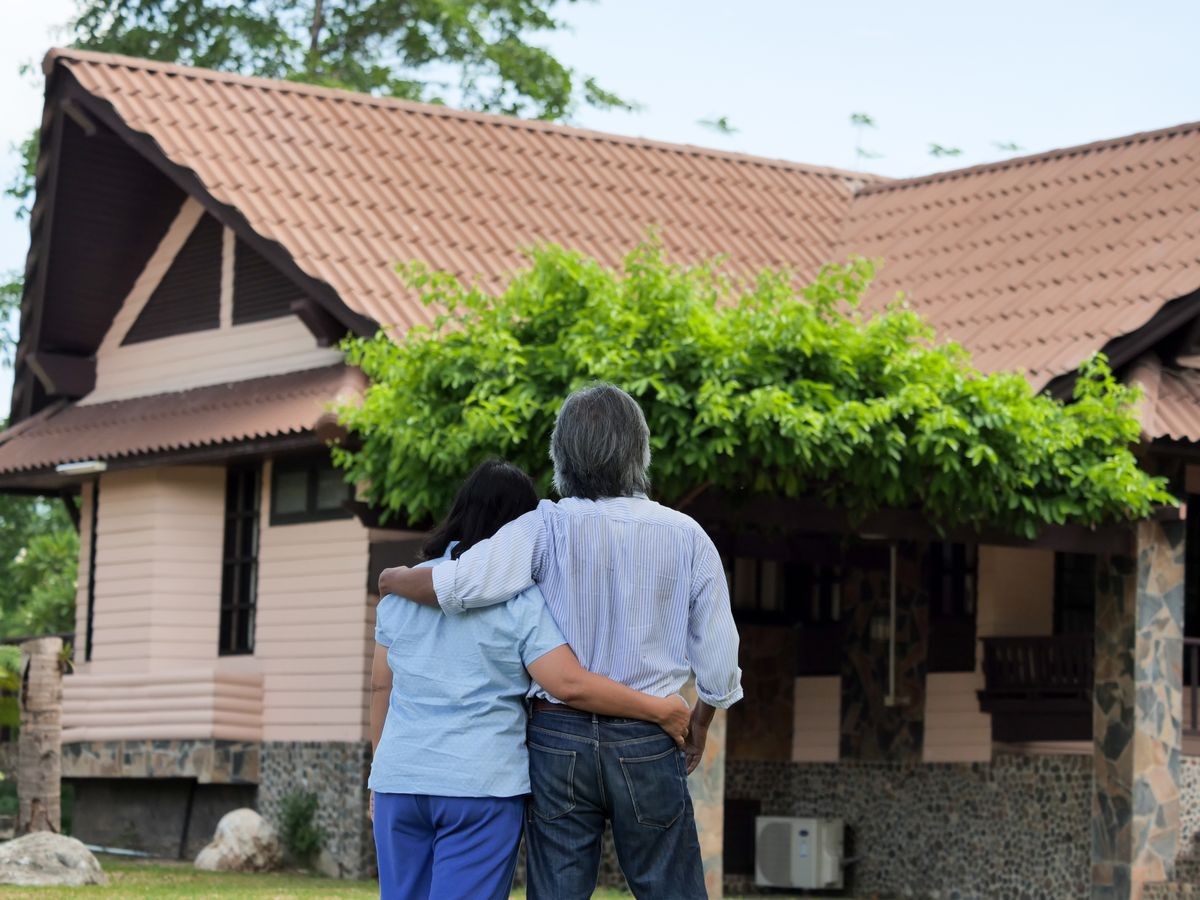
[857,120,1200,195]
[45,47,886,186]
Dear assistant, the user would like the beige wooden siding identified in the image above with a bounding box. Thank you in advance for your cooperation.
[254,460,372,742]
[791,676,840,762]
[977,546,1055,638]
[923,672,991,762]
[82,467,226,674]
[84,316,341,405]
[63,466,267,741]
[62,669,263,743]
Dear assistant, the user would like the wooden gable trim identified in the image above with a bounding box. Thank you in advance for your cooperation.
[97,198,206,353]
[59,73,377,340]
[13,93,70,421]
[27,351,95,398]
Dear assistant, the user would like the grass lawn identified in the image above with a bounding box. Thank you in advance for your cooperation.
[0,856,632,898]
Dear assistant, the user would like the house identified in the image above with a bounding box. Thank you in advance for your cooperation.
[3,46,1200,898]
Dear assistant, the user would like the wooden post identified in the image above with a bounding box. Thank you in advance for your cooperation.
[16,637,63,835]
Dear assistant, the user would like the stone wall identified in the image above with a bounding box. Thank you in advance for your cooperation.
[1181,757,1200,848]
[258,740,374,880]
[727,625,794,761]
[726,754,1092,899]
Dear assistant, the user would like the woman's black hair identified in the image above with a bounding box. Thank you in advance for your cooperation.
[421,459,539,561]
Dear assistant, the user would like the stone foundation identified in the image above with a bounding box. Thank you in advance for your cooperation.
[258,740,374,880]
[726,754,1092,899]
[61,739,259,783]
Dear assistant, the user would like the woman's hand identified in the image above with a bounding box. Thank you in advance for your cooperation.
[652,694,691,749]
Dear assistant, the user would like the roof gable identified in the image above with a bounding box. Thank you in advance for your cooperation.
[46,49,869,332]
[14,48,1200,424]
[838,122,1200,388]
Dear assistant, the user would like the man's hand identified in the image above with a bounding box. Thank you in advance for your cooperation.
[683,705,711,775]
[650,694,691,749]
[368,790,374,822]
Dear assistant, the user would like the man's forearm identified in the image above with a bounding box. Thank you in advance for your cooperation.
[691,699,716,729]
[378,566,438,606]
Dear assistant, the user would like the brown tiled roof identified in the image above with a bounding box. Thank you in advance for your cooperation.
[0,365,363,475]
[1137,361,1200,444]
[37,50,1200,394]
[48,48,872,335]
[838,125,1200,387]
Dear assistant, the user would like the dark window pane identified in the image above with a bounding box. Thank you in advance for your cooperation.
[315,465,349,510]
[220,464,260,656]
[274,469,309,516]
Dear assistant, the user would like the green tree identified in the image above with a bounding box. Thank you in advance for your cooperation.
[10,0,631,222]
[333,242,1173,538]
[0,275,78,640]
[72,0,628,117]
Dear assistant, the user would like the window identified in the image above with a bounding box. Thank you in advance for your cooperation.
[84,480,99,663]
[220,464,261,656]
[1054,552,1096,636]
[270,454,353,525]
[927,542,978,672]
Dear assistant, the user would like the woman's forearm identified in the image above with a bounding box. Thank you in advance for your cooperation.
[527,646,677,722]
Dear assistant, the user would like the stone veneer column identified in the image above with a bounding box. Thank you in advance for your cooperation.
[1093,519,1185,900]
[683,680,727,899]
[840,542,929,761]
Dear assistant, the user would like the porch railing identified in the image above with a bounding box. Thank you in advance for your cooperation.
[978,635,1093,742]
[980,635,1093,697]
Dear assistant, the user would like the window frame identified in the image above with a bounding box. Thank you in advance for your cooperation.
[219,463,261,657]
[269,453,353,526]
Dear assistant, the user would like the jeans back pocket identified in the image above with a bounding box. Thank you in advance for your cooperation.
[618,745,685,829]
[528,742,577,820]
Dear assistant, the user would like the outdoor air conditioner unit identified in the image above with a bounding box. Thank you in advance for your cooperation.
[755,816,844,890]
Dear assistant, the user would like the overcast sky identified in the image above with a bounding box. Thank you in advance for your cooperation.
[0,0,1197,413]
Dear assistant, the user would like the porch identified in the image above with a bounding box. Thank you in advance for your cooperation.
[689,491,1192,899]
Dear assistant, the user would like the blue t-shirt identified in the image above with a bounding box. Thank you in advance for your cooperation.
[369,552,567,798]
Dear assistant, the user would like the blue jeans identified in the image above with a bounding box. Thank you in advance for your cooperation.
[373,792,523,900]
[525,708,706,900]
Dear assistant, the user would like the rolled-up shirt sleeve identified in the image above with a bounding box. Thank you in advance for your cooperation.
[432,506,551,616]
[688,530,743,708]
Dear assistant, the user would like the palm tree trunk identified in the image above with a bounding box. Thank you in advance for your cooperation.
[16,637,62,835]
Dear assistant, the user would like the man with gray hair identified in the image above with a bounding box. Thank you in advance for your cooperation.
[378,383,742,900]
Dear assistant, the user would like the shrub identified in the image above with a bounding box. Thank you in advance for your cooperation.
[279,791,323,863]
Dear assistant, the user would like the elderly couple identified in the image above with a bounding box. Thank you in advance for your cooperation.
[368,384,743,900]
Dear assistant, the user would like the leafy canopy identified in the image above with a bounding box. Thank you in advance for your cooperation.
[333,243,1173,538]
[6,0,631,214]
[70,0,629,119]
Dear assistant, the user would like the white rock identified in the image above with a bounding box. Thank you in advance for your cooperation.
[194,808,282,873]
[0,832,108,886]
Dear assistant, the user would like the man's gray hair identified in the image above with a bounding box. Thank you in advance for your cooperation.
[550,383,651,500]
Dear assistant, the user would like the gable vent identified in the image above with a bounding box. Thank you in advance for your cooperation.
[233,239,301,325]
[123,214,222,344]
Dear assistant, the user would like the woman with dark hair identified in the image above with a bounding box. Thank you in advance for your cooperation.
[369,459,690,900]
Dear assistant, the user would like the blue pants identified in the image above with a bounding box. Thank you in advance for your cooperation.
[525,708,706,900]
[373,792,523,900]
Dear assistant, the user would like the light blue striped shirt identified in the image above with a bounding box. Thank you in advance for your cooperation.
[432,495,743,708]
